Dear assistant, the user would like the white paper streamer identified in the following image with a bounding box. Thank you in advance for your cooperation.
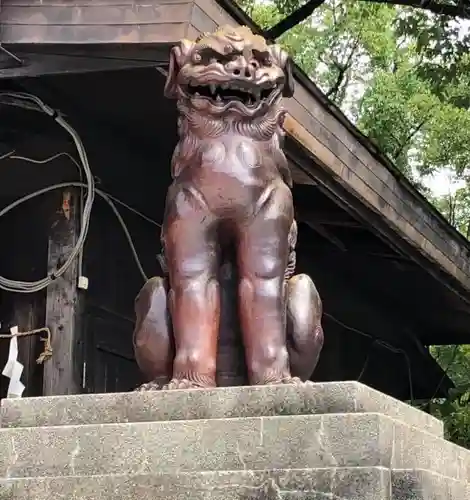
[1,326,25,398]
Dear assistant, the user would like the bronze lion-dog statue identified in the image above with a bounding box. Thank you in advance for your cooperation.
[133,25,324,390]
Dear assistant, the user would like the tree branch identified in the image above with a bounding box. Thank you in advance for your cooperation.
[393,117,429,160]
[266,0,326,39]
[326,38,360,101]
[370,0,470,19]
[266,0,470,40]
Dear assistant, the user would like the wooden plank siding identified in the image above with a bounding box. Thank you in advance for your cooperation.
[2,0,470,292]
[0,0,194,43]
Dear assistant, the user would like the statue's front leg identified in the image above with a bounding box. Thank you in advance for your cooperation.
[237,184,294,386]
[162,187,220,390]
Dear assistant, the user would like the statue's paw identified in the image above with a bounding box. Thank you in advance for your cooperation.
[259,375,314,386]
[162,378,212,390]
[280,376,314,387]
[135,380,162,392]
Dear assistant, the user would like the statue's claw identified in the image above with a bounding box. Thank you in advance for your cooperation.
[162,378,213,390]
[135,380,162,392]
[262,376,313,386]
[280,376,314,386]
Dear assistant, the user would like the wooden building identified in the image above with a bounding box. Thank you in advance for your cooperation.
[0,0,469,403]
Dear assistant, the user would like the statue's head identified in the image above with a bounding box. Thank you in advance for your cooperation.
[164,25,294,117]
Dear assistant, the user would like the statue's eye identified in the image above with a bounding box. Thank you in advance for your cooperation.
[192,52,202,63]
[199,48,224,64]
[197,47,221,64]
[253,50,272,67]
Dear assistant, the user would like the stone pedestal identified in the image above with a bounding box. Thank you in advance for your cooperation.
[0,382,469,499]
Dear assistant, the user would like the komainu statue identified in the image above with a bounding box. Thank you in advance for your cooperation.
[133,26,324,390]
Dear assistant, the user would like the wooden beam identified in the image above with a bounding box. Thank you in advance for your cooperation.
[291,163,317,186]
[0,50,167,79]
[298,210,364,228]
[301,219,347,252]
[43,189,83,396]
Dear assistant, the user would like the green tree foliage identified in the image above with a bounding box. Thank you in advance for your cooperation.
[395,11,470,109]
[429,345,470,449]
[244,0,470,182]
[431,187,470,238]
[236,0,470,447]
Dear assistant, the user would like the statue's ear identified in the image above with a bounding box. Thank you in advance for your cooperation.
[164,39,194,99]
[268,43,295,98]
[282,57,295,98]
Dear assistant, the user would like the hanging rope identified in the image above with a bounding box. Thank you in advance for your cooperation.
[0,327,52,364]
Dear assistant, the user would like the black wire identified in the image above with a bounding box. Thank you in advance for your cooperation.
[357,344,372,382]
[428,344,460,402]
[324,312,415,404]
[0,45,23,66]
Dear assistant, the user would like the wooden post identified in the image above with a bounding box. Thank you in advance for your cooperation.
[43,189,83,396]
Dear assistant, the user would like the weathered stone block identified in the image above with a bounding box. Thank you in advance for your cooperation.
[1,384,468,500]
[0,382,443,437]
[0,412,467,480]
[392,469,470,499]
[0,467,392,500]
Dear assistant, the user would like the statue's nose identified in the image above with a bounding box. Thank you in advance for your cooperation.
[225,57,258,79]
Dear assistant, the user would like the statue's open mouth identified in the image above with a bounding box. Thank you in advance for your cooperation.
[185,81,278,108]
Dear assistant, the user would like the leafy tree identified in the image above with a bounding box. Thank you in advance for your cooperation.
[431,187,470,238]
[245,0,470,180]
[395,11,470,109]
[358,67,438,174]
[429,345,470,449]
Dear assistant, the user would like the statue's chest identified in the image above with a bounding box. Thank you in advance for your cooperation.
[200,138,263,177]
[197,137,278,188]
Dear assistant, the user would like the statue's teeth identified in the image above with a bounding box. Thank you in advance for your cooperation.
[221,83,229,89]
[210,84,216,94]
[216,94,222,102]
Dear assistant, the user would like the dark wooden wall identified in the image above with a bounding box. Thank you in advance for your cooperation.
[80,198,161,393]
[0,102,166,396]
[0,194,51,399]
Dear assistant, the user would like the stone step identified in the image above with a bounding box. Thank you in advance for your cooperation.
[0,413,467,481]
[1,468,468,499]
[0,467,392,500]
[392,469,470,499]
[0,382,443,437]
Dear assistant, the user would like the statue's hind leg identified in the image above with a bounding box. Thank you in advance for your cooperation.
[286,274,324,381]
[133,277,174,391]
